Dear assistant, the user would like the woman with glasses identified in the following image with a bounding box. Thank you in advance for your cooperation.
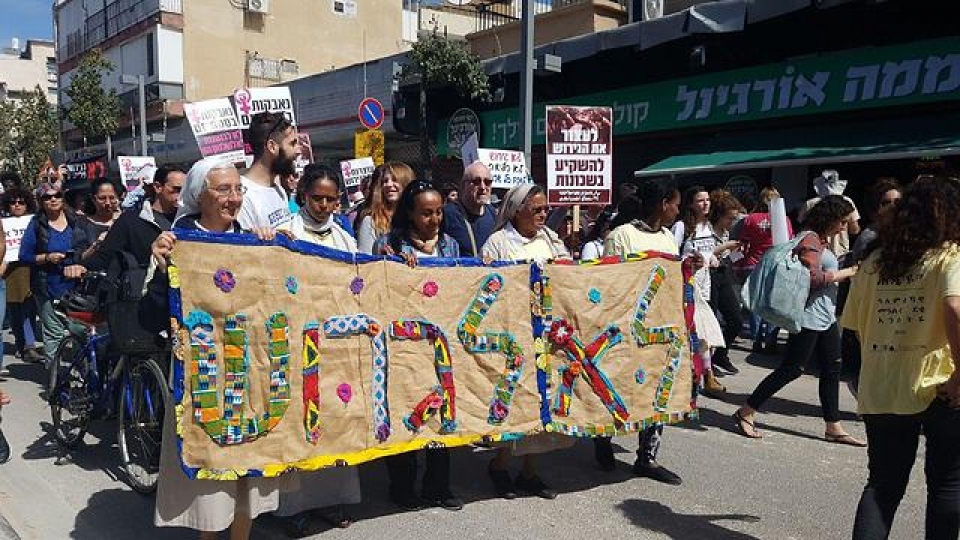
[81,178,123,235]
[355,162,415,254]
[1,189,43,366]
[480,184,570,501]
[152,157,280,540]
[372,180,464,511]
[18,182,95,385]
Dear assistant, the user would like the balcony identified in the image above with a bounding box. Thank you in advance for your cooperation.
[468,0,629,60]
[60,0,182,62]
[474,0,628,32]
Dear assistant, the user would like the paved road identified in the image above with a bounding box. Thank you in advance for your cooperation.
[0,341,926,540]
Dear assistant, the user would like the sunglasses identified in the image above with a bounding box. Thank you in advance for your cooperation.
[41,192,64,201]
[8,199,25,205]
[469,177,493,187]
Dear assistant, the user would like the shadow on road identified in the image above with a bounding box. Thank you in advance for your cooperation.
[618,498,761,539]
[21,420,126,483]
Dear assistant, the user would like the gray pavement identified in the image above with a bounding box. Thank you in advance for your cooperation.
[0,339,927,540]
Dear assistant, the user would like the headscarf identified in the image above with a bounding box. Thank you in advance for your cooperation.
[813,169,847,197]
[174,156,237,225]
[493,183,537,233]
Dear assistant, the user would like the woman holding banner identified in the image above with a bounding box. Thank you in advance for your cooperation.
[480,184,570,501]
[355,162,415,254]
[596,177,686,485]
[373,180,464,511]
[152,156,281,540]
[275,163,360,532]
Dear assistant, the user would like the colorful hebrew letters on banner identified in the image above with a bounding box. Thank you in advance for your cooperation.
[169,233,699,479]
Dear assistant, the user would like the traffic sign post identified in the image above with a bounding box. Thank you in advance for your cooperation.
[358,97,384,130]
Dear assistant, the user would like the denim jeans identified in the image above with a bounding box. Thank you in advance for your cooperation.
[853,399,960,539]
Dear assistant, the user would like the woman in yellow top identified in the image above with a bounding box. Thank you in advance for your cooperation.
[480,183,570,501]
[841,175,960,540]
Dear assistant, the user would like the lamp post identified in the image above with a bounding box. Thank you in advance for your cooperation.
[121,74,147,156]
[519,0,534,166]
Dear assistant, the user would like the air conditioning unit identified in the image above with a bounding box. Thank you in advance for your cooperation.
[247,0,270,14]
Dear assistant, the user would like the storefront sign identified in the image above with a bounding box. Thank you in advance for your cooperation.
[184,98,246,163]
[546,105,613,206]
[438,37,960,152]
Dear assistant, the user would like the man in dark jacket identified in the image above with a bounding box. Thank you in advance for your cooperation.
[442,161,496,258]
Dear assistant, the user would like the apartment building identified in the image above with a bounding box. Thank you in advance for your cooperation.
[54,0,419,156]
[0,39,58,105]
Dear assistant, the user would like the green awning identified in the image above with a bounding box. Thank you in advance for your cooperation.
[635,115,960,177]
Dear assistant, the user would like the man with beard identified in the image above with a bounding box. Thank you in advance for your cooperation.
[239,112,298,230]
[443,161,496,258]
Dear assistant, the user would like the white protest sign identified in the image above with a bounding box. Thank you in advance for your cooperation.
[184,98,246,163]
[117,156,157,191]
[3,215,33,262]
[340,157,376,189]
[478,148,529,188]
[231,87,297,166]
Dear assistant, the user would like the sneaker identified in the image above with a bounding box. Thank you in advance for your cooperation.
[421,488,464,511]
[488,463,517,499]
[515,474,558,500]
[712,353,739,375]
[633,461,682,485]
[593,438,617,472]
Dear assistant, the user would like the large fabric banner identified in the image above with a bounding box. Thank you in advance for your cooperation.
[169,231,700,479]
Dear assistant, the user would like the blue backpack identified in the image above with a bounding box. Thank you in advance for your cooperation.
[741,232,815,334]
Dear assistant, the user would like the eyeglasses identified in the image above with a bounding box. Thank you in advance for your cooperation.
[529,205,549,215]
[469,177,493,187]
[41,193,64,201]
[9,199,25,205]
[208,184,247,200]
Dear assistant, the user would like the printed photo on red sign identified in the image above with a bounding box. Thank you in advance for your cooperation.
[545,105,613,206]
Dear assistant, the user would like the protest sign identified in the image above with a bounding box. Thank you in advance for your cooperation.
[117,156,157,191]
[169,234,698,478]
[461,134,529,189]
[232,87,297,163]
[2,215,33,262]
[340,157,376,189]
[184,98,246,163]
[295,133,314,175]
[546,105,613,206]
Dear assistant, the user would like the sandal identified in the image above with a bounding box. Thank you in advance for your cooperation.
[824,433,867,447]
[732,410,762,439]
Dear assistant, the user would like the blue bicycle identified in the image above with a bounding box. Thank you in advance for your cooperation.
[48,273,170,494]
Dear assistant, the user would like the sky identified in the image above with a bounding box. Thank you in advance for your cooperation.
[0,0,54,50]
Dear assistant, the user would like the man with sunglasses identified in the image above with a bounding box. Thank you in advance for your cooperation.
[443,161,497,258]
[238,112,298,230]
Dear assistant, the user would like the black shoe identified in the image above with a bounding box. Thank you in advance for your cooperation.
[515,474,558,500]
[421,488,464,511]
[633,461,682,485]
[594,438,617,472]
[763,342,779,355]
[488,463,517,499]
[712,353,739,375]
[389,490,424,511]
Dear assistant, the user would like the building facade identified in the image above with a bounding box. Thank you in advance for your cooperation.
[0,39,58,106]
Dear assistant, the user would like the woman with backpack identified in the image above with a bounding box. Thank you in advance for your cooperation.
[733,195,864,445]
[841,175,960,539]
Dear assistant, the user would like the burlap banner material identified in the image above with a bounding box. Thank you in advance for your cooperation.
[169,231,699,479]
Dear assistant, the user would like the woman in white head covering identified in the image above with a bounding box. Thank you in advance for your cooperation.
[152,157,281,539]
[481,184,569,262]
[480,183,571,502]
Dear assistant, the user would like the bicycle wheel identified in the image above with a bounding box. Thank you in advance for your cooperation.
[117,356,169,494]
[49,336,91,448]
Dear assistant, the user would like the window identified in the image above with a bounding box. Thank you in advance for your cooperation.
[146,35,155,77]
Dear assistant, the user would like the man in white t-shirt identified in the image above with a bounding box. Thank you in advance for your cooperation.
[238,112,298,230]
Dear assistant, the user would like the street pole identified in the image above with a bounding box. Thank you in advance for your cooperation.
[519,0,534,167]
[137,74,147,156]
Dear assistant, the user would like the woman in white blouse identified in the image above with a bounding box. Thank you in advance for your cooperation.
[282,164,357,253]
[480,184,571,501]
